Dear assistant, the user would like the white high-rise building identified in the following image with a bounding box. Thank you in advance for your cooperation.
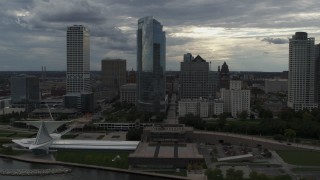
[66,25,91,94]
[221,80,250,118]
[288,32,318,111]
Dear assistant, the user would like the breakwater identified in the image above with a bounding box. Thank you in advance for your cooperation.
[0,168,72,176]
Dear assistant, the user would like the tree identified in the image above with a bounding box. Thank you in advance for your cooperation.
[273,134,286,141]
[238,111,248,120]
[205,168,223,180]
[284,129,296,142]
[179,114,206,130]
[273,175,292,180]
[217,113,227,129]
[278,108,294,121]
[249,171,270,180]
[126,128,143,141]
[155,112,166,122]
[259,109,273,119]
[226,168,243,180]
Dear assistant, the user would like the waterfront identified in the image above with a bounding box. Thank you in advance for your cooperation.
[0,158,168,180]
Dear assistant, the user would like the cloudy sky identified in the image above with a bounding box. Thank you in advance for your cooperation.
[1,0,320,72]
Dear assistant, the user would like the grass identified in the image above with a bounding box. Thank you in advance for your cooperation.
[54,150,130,169]
[97,135,105,139]
[111,135,120,138]
[0,129,36,138]
[150,170,187,177]
[61,134,79,139]
[277,150,320,166]
[0,148,25,156]
[291,167,320,172]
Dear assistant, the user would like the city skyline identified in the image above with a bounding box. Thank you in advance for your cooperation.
[1,0,320,71]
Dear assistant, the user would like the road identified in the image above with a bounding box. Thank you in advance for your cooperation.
[195,131,320,152]
[164,94,179,124]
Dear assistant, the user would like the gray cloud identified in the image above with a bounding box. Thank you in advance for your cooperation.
[1,0,320,71]
[261,37,289,44]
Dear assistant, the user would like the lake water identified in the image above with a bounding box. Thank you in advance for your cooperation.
[0,158,168,180]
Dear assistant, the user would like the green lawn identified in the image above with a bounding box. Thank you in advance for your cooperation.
[54,150,130,169]
[277,150,320,166]
[61,134,79,139]
[150,170,187,177]
[291,167,320,172]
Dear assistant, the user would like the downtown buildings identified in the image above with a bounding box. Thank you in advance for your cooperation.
[288,32,318,111]
[101,59,127,99]
[221,80,251,118]
[178,54,220,117]
[10,75,40,112]
[136,16,167,112]
[64,25,93,112]
[179,55,218,99]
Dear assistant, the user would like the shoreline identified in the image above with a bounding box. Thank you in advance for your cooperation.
[0,154,189,179]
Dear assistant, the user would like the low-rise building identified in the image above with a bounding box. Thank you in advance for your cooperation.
[221,80,251,118]
[179,98,222,117]
[120,83,136,104]
[264,79,288,93]
[129,124,204,168]
[213,99,224,115]
[94,121,153,131]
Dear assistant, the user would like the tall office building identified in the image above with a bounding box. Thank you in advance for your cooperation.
[180,54,218,99]
[219,62,230,89]
[137,16,166,112]
[65,25,93,112]
[288,32,318,111]
[101,59,127,96]
[66,25,91,94]
[315,44,320,105]
[11,75,40,111]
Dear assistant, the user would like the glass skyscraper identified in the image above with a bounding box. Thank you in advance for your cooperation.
[137,16,166,112]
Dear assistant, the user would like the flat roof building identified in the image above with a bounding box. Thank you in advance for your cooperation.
[120,83,136,104]
[129,124,204,168]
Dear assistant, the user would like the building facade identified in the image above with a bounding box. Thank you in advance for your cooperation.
[137,16,166,112]
[65,25,93,112]
[120,83,137,104]
[183,53,194,62]
[66,25,90,94]
[219,62,230,89]
[11,75,40,111]
[221,80,250,118]
[264,79,288,93]
[178,98,218,118]
[101,59,127,97]
[288,32,318,111]
[180,55,218,99]
[213,100,224,116]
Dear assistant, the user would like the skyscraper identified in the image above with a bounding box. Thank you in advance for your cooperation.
[65,25,93,112]
[288,32,318,111]
[219,62,230,89]
[315,44,320,106]
[101,59,127,96]
[66,25,90,94]
[137,16,166,112]
[180,54,218,99]
[11,75,40,111]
